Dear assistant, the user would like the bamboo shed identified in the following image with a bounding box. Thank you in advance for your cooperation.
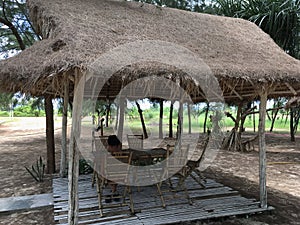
[1,0,300,224]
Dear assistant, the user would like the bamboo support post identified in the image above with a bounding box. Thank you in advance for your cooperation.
[258,89,268,209]
[60,73,69,178]
[117,97,125,141]
[68,70,85,225]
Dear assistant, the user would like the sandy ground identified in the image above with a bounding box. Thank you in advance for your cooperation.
[0,117,299,225]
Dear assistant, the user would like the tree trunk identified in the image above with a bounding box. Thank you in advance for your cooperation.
[100,119,104,136]
[269,108,279,132]
[105,102,110,127]
[159,99,163,139]
[266,111,271,121]
[222,103,243,151]
[290,108,295,142]
[293,108,300,137]
[284,111,289,126]
[203,102,209,133]
[0,17,26,50]
[240,102,252,133]
[169,101,174,138]
[45,95,55,174]
[136,101,148,139]
[177,102,183,139]
[240,115,246,133]
[235,103,242,130]
[69,100,73,117]
[253,102,256,132]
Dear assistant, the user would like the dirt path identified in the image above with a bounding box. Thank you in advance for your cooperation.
[0,118,299,225]
[0,117,61,225]
[202,133,300,225]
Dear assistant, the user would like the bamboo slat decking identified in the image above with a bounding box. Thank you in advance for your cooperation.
[53,174,273,224]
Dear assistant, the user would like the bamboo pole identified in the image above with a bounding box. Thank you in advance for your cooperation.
[187,103,191,134]
[60,73,69,178]
[253,102,256,132]
[159,99,163,139]
[117,97,125,141]
[68,70,85,225]
[169,101,174,138]
[114,103,119,131]
[258,89,268,209]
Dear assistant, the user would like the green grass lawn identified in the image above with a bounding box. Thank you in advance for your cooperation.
[125,112,291,136]
[0,109,291,135]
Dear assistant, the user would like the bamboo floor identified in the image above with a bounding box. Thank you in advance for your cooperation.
[53,174,273,225]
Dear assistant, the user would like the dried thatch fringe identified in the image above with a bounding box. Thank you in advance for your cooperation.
[0,0,299,103]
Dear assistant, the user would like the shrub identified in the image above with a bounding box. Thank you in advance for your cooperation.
[79,158,93,175]
[25,156,45,182]
[0,111,9,116]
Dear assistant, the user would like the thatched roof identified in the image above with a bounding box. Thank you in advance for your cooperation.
[0,0,300,103]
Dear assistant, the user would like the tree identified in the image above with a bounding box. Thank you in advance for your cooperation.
[191,102,210,133]
[246,0,300,59]
[32,98,44,116]
[1,1,44,117]
[169,101,174,137]
[134,0,213,12]
[289,106,300,141]
[269,98,286,132]
[0,1,60,172]
[0,92,14,110]
[135,101,148,138]
[212,0,300,59]
[149,98,164,138]
[0,0,40,58]
[135,0,189,9]
[212,0,300,142]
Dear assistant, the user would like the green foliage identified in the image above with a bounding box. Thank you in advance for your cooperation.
[190,102,208,119]
[30,97,44,113]
[0,95,46,117]
[135,0,215,12]
[79,159,93,175]
[25,156,45,182]
[212,0,300,59]
[125,102,292,135]
[146,112,154,119]
[212,0,245,16]
[127,106,138,119]
[246,0,299,58]
[133,0,300,59]
[13,104,45,117]
[0,0,40,57]
[0,111,9,116]
[136,0,190,9]
[194,0,216,13]
[0,92,14,110]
